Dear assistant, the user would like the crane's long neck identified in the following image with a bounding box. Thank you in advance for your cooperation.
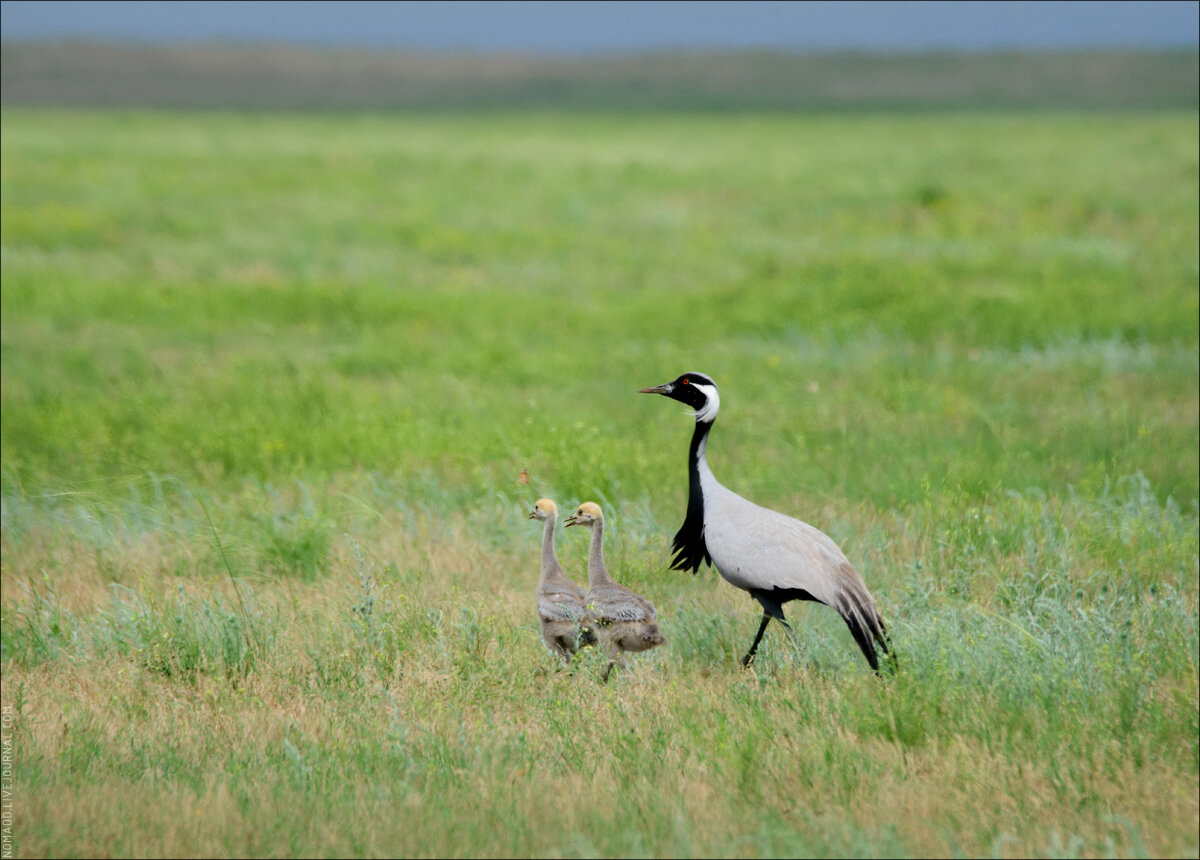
[669,418,715,573]
[689,419,715,493]
[540,514,566,584]
[586,520,614,587]
[687,419,718,519]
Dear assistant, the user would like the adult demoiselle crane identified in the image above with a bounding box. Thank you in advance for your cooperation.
[639,372,892,671]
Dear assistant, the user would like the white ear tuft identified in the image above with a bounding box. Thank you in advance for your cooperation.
[690,383,720,423]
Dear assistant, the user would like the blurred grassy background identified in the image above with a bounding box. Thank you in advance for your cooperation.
[2,110,1196,508]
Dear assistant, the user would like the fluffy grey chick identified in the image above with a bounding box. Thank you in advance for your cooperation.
[565,501,665,681]
[530,498,595,662]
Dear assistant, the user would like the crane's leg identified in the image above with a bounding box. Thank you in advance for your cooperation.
[775,616,804,655]
[741,612,772,667]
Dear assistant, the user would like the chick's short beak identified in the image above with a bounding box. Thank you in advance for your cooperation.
[564,515,579,527]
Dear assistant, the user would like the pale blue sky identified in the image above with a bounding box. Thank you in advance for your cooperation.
[2,1,1197,53]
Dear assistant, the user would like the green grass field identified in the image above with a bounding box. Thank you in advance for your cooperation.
[1,108,1197,858]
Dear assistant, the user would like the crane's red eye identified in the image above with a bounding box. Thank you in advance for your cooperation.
[681,378,689,385]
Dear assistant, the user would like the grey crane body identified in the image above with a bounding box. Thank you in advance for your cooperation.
[641,372,891,671]
[530,499,595,662]
[566,502,665,680]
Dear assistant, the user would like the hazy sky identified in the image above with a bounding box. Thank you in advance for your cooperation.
[1,1,1197,53]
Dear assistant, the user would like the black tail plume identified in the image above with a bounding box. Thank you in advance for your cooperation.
[842,610,896,675]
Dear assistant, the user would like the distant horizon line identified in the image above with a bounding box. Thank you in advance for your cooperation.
[4,38,1197,57]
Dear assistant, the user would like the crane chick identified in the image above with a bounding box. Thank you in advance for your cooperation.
[529,498,595,663]
[565,501,666,681]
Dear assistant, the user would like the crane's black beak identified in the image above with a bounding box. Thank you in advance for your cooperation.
[639,383,673,395]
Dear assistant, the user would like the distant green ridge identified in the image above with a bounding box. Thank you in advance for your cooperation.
[2,42,1197,109]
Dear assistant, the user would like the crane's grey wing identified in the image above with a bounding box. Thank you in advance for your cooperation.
[705,493,888,668]
[704,491,867,607]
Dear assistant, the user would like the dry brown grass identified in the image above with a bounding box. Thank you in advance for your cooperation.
[9,512,1181,860]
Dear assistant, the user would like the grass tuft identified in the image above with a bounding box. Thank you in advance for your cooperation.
[100,584,275,683]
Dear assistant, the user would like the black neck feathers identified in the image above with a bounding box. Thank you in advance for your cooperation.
[670,419,712,573]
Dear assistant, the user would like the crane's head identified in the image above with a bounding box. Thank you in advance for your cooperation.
[564,501,603,529]
[639,372,720,423]
[528,498,557,521]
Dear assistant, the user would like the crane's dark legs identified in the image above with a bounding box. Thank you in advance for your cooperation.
[745,588,892,674]
[775,616,804,652]
[744,594,806,667]
[741,612,772,666]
